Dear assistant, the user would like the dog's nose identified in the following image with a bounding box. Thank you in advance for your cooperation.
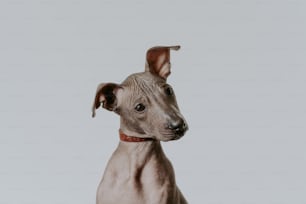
[168,119,188,135]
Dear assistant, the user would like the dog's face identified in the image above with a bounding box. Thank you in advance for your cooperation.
[117,72,188,141]
[92,46,188,141]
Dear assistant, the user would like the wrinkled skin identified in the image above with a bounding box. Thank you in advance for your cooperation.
[117,72,188,141]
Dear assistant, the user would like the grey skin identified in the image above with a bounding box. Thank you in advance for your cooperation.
[92,46,188,204]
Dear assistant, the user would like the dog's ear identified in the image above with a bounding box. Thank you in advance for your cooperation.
[145,45,180,80]
[92,83,121,117]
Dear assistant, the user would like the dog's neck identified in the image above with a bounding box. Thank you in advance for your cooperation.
[115,131,174,186]
[117,131,164,165]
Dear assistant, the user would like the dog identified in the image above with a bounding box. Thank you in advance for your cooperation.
[92,45,188,204]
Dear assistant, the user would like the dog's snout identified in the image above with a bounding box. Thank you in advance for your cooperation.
[168,119,188,136]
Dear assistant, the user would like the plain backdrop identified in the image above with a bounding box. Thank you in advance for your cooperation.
[1,0,305,203]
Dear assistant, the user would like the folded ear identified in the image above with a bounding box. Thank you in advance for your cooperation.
[145,45,180,80]
[92,83,121,118]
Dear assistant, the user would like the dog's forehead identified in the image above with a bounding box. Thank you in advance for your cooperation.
[122,72,166,89]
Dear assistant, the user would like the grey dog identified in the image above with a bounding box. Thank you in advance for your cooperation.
[92,45,188,204]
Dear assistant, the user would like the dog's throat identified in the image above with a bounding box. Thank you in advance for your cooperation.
[119,131,154,142]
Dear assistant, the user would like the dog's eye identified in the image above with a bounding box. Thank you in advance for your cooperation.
[165,87,174,96]
[135,103,146,112]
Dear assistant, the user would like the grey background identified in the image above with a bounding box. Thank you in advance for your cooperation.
[0,0,305,203]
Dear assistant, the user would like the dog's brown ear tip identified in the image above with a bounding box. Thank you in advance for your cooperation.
[92,109,96,118]
[170,45,181,50]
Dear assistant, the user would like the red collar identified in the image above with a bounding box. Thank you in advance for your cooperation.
[119,131,154,142]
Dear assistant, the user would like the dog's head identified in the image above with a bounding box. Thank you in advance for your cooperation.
[92,46,188,141]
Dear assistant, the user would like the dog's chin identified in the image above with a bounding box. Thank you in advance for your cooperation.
[159,131,186,142]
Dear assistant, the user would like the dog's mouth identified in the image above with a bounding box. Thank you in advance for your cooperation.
[171,134,184,141]
[164,123,188,141]
[172,128,188,140]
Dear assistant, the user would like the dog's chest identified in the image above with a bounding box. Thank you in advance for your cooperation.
[97,177,174,204]
[96,159,176,204]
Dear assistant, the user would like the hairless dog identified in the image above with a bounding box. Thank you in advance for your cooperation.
[92,45,188,204]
